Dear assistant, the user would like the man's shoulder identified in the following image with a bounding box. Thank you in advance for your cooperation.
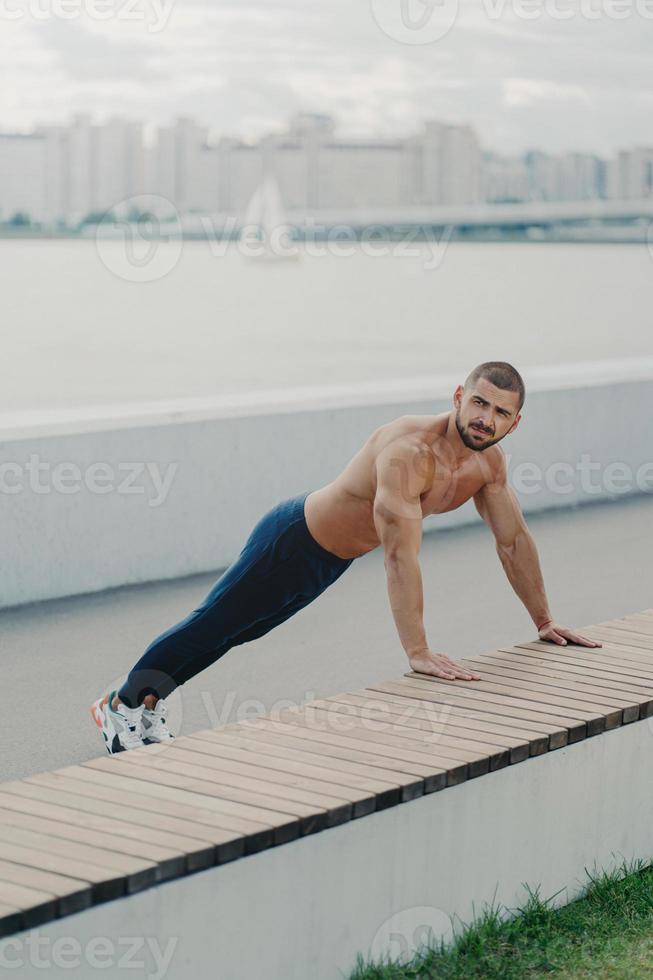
[482,444,508,484]
[380,412,448,444]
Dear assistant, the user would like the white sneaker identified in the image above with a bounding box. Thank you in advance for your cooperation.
[141,699,175,744]
[90,690,150,755]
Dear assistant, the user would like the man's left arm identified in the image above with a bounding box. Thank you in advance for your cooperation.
[473,459,601,648]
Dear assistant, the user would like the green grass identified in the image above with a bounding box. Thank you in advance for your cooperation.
[348,859,653,980]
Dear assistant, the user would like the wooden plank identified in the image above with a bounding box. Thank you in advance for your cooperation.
[0,824,157,894]
[0,779,244,862]
[454,658,638,720]
[0,839,126,903]
[115,746,356,827]
[221,718,443,793]
[0,858,91,917]
[0,806,186,882]
[272,707,467,785]
[504,643,653,685]
[513,642,653,680]
[232,718,447,793]
[143,739,381,818]
[398,674,603,735]
[292,701,492,767]
[576,626,653,653]
[283,702,488,779]
[366,683,555,753]
[458,653,650,721]
[0,903,24,939]
[278,702,469,785]
[65,763,304,843]
[323,692,514,768]
[0,790,216,872]
[600,617,653,637]
[0,881,56,928]
[191,726,423,803]
[25,770,273,852]
[404,671,619,733]
[466,649,653,701]
[350,689,533,761]
[314,696,509,772]
[180,731,403,810]
[79,758,324,838]
[370,680,578,746]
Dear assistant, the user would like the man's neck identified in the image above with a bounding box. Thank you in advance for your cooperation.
[426,410,478,466]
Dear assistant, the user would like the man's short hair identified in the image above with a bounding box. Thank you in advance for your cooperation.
[464,361,525,412]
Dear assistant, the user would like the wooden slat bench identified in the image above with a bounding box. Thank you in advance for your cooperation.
[2,607,653,939]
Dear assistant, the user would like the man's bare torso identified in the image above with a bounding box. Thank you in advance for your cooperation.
[304,412,503,560]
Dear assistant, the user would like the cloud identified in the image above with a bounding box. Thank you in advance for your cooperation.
[502,78,591,107]
[0,0,651,154]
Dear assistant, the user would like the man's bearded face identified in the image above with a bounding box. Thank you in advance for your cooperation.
[455,381,520,452]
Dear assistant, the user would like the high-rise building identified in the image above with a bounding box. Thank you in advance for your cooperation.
[483,153,530,203]
[153,117,216,214]
[0,112,650,224]
[0,133,47,222]
[605,148,653,199]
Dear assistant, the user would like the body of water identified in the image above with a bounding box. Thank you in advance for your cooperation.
[2,239,652,415]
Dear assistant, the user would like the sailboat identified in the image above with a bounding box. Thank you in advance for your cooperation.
[241,176,299,261]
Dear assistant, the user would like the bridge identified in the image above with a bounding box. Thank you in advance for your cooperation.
[283,198,653,231]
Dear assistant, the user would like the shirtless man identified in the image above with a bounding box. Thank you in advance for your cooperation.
[91,360,600,754]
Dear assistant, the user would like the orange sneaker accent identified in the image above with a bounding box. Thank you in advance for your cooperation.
[90,693,110,729]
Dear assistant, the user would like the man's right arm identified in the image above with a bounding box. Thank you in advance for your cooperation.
[372,437,480,681]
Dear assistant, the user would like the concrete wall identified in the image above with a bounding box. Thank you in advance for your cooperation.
[3,714,653,979]
[1,359,652,610]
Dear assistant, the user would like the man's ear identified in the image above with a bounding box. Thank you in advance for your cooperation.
[453,384,464,408]
[507,412,522,435]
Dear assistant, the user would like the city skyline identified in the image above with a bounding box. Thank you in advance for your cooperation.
[2,0,652,155]
[2,108,653,161]
[1,111,651,227]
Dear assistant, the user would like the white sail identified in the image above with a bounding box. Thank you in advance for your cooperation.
[241,176,298,260]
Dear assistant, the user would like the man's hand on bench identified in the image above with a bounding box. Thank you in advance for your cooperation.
[408,649,481,681]
[537,620,602,648]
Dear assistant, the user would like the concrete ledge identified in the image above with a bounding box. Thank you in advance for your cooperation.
[2,610,653,978]
[3,683,653,979]
[2,358,653,609]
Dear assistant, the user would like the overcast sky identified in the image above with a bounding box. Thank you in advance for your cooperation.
[1,0,651,155]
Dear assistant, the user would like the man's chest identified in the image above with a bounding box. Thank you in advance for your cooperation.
[420,458,491,515]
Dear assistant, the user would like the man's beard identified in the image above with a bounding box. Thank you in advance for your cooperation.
[455,410,497,452]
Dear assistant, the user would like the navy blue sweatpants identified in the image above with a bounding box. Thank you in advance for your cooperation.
[117,491,355,707]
